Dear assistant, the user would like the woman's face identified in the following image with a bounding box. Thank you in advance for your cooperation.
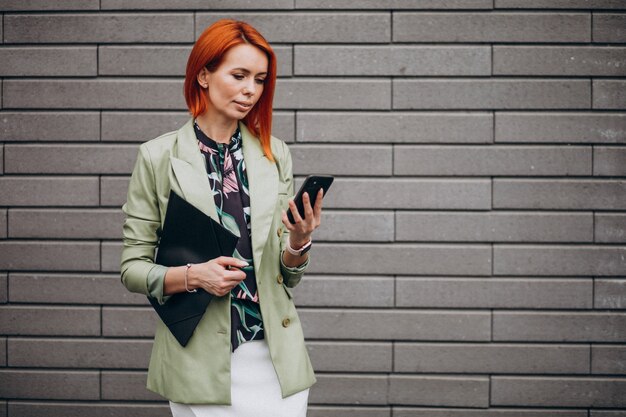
[200,43,269,122]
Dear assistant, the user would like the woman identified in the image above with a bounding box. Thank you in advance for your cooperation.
[120,19,322,416]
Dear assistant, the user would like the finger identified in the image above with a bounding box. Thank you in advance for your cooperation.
[302,191,314,222]
[218,257,249,268]
[281,209,296,231]
[288,198,304,223]
[314,189,324,218]
[224,269,247,282]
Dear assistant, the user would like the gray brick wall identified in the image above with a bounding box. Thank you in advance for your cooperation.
[0,1,624,415]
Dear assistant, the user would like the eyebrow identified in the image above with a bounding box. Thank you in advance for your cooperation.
[232,68,268,76]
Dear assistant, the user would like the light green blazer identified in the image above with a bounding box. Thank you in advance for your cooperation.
[120,118,316,404]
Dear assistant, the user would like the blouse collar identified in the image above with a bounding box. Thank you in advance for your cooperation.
[193,119,242,154]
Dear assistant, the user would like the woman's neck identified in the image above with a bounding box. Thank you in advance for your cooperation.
[195,112,238,144]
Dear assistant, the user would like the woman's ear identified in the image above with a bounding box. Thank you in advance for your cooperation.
[197,67,210,88]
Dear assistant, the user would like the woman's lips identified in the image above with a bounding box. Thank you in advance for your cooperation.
[234,101,252,111]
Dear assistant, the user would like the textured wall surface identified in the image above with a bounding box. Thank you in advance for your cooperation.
[1,1,626,416]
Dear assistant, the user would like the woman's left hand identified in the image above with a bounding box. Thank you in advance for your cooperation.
[281,188,324,247]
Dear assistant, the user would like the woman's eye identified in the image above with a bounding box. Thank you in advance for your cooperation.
[255,79,266,85]
[233,74,244,80]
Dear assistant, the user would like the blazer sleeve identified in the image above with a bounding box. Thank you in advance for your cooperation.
[120,143,170,305]
[277,140,310,288]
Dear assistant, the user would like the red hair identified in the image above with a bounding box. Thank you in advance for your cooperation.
[184,19,277,162]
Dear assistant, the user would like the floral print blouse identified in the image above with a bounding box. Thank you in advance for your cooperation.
[193,119,264,352]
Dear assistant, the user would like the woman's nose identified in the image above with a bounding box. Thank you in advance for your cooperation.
[243,80,256,96]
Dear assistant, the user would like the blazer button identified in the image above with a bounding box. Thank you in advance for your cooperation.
[277,274,284,285]
[282,318,290,328]
[277,227,283,238]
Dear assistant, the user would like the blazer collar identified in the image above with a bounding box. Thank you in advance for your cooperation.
[169,118,278,270]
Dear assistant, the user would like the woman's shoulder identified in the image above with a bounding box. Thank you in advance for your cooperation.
[140,129,178,153]
[269,133,291,162]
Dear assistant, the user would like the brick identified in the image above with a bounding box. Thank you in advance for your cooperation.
[396,212,593,243]
[493,311,626,342]
[294,45,490,76]
[309,407,389,417]
[396,278,593,309]
[101,111,295,143]
[393,12,590,43]
[3,79,185,110]
[297,0,493,8]
[102,111,188,142]
[9,273,147,305]
[5,144,138,174]
[592,345,626,374]
[102,307,157,337]
[99,45,292,77]
[197,13,390,43]
[306,341,392,372]
[0,273,6,303]
[313,178,490,210]
[595,214,626,243]
[394,410,586,417]
[496,112,626,144]
[300,309,491,341]
[394,145,591,176]
[102,0,292,9]
[0,177,99,206]
[0,0,99,10]
[395,343,589,374]
[595,279,626,309]
[589,409,624,417]
[9,208,124,239]
[595,147,626,176]
[0,111,100,142]
[393,79,590,110]
[494,179,626,210]
[8,338,151,368]
[307,211,394,242]
[491,376,626,407]
[292,145,392,176]
[101,371,165,401]
[389,375,489,407]
[294,276,394,307]
[0,209,6,239]
[275,79,390,110]
[0,46,96,76]
[102,241,122,273]
[0,306,100,336]
[494,245,626,276]
[310,243,491,275]
[0,145,3,174]
[8,402,171,417]
[0,370,99,400]
[101,176,130,206]
[4,13,194,43]
[0,241,100,271]
[593,80,626,109]
[310,374,388,405]
[297,112,493,143]
[594,13,626,43]
[496,0,626,8]
[494,46,626,76]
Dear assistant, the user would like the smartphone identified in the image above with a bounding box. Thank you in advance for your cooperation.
[287,175,334,224]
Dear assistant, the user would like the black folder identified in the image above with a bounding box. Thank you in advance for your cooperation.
[148,190,238,347]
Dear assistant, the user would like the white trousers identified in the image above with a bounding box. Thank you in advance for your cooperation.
[169,339,309,417]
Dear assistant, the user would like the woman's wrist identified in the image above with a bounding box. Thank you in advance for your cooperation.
[289,235,311,249]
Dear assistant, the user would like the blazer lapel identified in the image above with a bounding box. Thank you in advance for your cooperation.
[240,122,278,270]
[169,118,219,222]
[169,118,278,270]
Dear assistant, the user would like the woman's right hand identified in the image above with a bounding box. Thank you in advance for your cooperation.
[189,257,248,296]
